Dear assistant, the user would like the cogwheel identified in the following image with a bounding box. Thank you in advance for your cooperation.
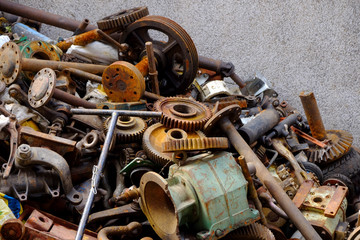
[154,97,212,132]
[162,137,228,152]
[142,123,205,166]
[104,115,147,143]
[223,222,275,240]
[119,148,136,168]
[306,130,353,164]
[97,7,149,31]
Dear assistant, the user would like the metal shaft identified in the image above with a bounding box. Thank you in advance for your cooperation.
[0,0,96,32]
[219,116,321,240]
[299,92,327,140]
[75,111,119,240]
[145,42,160,95]
[70,108,163,118]
[60,68,102,83]
[53,89,96,109]
[21,58,107,75]
[56,29,103,51]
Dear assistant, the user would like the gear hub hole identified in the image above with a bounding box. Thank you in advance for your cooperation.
[171,104,197,118]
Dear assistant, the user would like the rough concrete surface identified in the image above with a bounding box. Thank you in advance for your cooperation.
[12,0,360,146]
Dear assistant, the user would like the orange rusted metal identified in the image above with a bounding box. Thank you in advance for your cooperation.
[56,29,102,51]
[299,92,327,140]
[292,180,314,208]
[290,126,327,148]
[324,186,347,217]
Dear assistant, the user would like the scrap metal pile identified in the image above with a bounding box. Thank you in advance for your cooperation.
[0,1,359,239]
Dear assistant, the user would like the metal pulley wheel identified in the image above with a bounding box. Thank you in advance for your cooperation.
[97,6,149,31]
[120,15,198,96]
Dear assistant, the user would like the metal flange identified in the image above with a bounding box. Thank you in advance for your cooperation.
[28,68,56,108]
[0,42,22,85]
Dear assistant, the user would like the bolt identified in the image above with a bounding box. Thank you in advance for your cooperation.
[215,229,222,237]
[18,144,31,159]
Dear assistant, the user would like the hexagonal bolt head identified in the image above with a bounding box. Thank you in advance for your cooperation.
[18,144,32,159]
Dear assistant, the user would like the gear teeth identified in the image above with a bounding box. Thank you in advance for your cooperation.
[163,137,228,152]
[224,222,275,240]
[97,7,149,31]
[306,130,353,164]
[154,97,212,131]
[103,116,147,143]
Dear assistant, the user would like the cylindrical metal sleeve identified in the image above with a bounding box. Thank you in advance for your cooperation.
[219,118,322,240]
[299,92,327,140]
[0,0,96,32]
[135,57,149,77]
[239,108,280,144]
[22,58,107,75]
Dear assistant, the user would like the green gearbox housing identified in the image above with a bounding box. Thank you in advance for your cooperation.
[139,151,260,240]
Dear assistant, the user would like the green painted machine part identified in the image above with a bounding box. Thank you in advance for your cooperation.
[139,151,260,240]
[292,180,348,240]
[17,40,62,82]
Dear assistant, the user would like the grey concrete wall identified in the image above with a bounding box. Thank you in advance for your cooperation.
[14,0,360,146]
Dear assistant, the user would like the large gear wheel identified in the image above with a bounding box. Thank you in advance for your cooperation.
[104,115,147,143]
[163,137,229,152]
[142,123,205,166]
[97,7,149,31]
[306,130,353,164]
[223,223,275,240]
[120,15,198,96]
[154,97,212,131]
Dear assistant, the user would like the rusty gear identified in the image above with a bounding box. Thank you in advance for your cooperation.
[306,130,353,164]
[154,97,212,131]
[163,137,229,152]
[96,7,149,31]
[142,123,205,166]
[119,148,136,168]
[223,222,275,240]
[104,115,147,143]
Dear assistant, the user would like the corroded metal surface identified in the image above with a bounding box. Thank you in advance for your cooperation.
[162,136,228,152]
[154,97,212,131]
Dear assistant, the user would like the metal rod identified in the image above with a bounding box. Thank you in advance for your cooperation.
[60,67,102,83]
[0,0,96,32]
[73,18,90,35]
[53,89,96,109]
[22,58,107,75]
[219,117,321,240]
[299,92,327,140]
[96,29,127,52]
[236,156,267,225]
[75,111,119,240]
[145,42,160,95]
[143,91,164,100]
[70,108,162,118]
[56,29,102,51]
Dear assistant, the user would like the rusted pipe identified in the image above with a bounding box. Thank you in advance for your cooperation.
[0,0,96,32]
[218,116,321,240]
[56,29,103,51]
[145,42,160,95]
[53,88,96,109]
[22,58,107,75]
[135,57,149,76]
[236,155,267,225]
[96,29,128,52]
[97,222,142,240]
[299,92,327,140]
[144,91,164,100]
[73,18,90,35]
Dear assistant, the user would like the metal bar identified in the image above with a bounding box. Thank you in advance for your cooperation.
[0,0,96,32]
[143,91,164,100]
[56,29,102,51]
[73,18,90,35]
[219,117,322,240]
[290,126,327,148]
[70,108,162,118]
[60,67,102,83]
[96,29,127,52]
[22,58,107,75]
[145,42,160,95]
[299,92,327,140]
[53,89,96,109]
[75,111,119,240]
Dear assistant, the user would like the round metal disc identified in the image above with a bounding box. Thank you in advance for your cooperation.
[28,68,56,108]
[102,61,145,102]
[204,104,241,135]
[0,42,22,85]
